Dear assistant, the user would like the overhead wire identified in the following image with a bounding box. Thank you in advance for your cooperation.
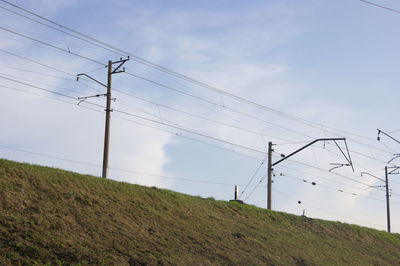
[0,0,396,176]
[238,158,266,199]
[0,48,75,76]
[0,62,72,80]
[243,172,268,202]
[276,172,396,205]
[3,45,396,200]
[0,25,104,65]
[113,108,267,156]
[360,0,400,14]
[2,58,395,197]
[1,74,268,159]
[0,144,265,188]
[1,0,400,232]
[274,189,384,229]
[0,77,264,162]
[125,71,395,160]
[113,88,294,142]
[0,0,389,150]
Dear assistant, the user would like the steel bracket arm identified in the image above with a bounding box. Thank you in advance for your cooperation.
[272,138,354,172]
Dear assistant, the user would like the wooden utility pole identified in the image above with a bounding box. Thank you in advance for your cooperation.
[267,141,273,210]
[385,166,391,233]
[77,57,129,179]
[361,167,399,233]
[102,60,112,178]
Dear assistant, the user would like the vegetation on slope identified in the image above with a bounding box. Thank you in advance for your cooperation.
[0,159,399,265]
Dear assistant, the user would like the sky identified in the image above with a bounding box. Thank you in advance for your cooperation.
[1,0,400,232]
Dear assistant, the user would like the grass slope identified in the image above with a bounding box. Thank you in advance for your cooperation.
[0,159,399,265]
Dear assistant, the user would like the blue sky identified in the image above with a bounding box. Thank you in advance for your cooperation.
[1,0,400,232]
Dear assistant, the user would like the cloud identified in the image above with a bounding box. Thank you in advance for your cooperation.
[1,0,398,232]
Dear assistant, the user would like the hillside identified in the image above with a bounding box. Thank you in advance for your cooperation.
[0,159,399,265]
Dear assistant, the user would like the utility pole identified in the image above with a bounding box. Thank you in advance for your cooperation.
[267,141,273,210]
[266,138,353,210]
[77,57,129,178]
[385,166,391,232]
[102,60,113,179]
[361,166,399,233]
[375,128,400,232]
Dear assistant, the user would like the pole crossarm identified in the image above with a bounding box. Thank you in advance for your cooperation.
[266,137,353,210]
[271,138,353,171]
[388,154,400,164]
[360,171,385,182]
[111,57,129,74]
[387,166,400,175]
[77,93,107,105]
[329,163,350,172]
[76,73,107,87]
[75,57,129,179]
[377,129,400,145]
[361,166,399,233]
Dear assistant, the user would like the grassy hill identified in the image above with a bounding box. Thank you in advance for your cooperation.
[0,159,399,265]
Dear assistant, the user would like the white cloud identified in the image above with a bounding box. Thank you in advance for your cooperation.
[1,0,398,232]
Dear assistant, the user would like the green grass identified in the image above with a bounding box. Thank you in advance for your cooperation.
[0,158,399,265]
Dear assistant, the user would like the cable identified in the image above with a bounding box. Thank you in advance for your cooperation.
[238,159,266,199]
[3,71,395,197]
[0,0,386,147]
[2,75,267,159]
[0,71,83,96]
[114,108,267,155]
[1,0,394,173]
[124,72,321,140]
[276,163,362,189]
[0,48,75,76]
[243,172,268,202]
[274,189,384,228]
[0,25,104,65]
[282,157,372,187]
[3,73,394,195]
[0,62,71,80]
[0,144,265,188]
[1,79,264,162]
[360,0,400,14]
[125,72,395,160]
[277,172,395,205]
[0,74,76,100]
[113,88,294,142]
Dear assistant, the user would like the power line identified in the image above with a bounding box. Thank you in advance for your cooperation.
[0,74,76,100]
[113,88,294,143]
[243,172,268,202]
[0,0,386,148]
[113,109,267,156]
[360,0,400,14]
[3,69,394,187]
[0,62,71,80]
[0,25,104,65]
[0,71,84,96]
[0,5,124,56]
[0,79,264,162]
[277,172,393,204]
[274,189,384,229]
[125,72,394,159]
[0,48,75,76]
[238,159,266,199]
[0,144,265,188]
[1,75,267,158]
[282,156,381,189]
[2,53,394,182]
[275,162,362,190]
[1,0,395,174]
